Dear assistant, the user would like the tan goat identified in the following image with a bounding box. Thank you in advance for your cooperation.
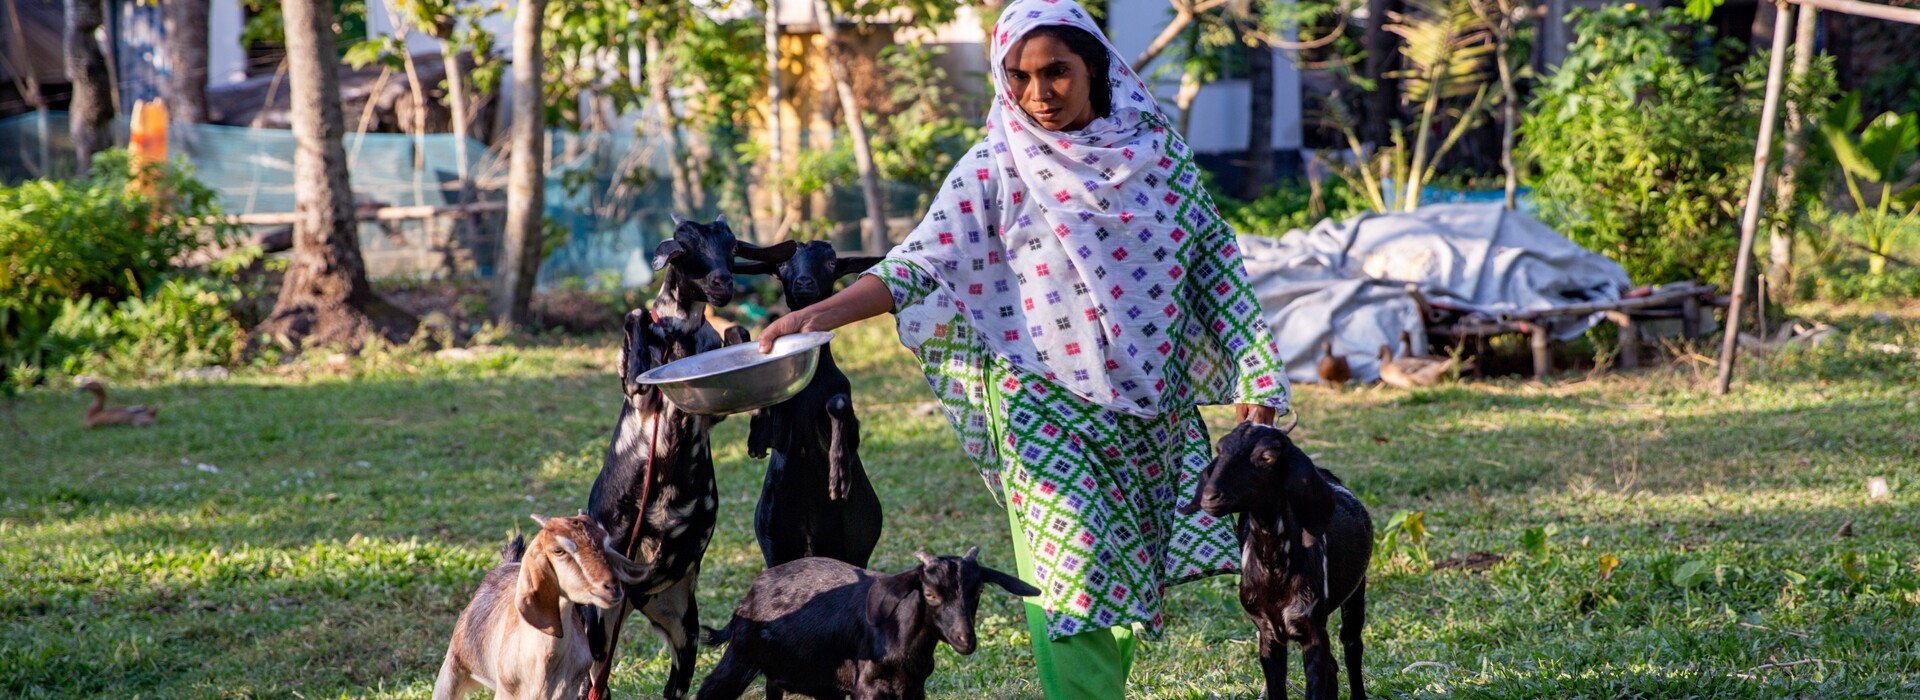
[433,513,650,700]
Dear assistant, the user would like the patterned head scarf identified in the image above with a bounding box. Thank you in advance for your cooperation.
[883,0,1283,417]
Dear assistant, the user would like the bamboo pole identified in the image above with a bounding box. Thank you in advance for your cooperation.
[217,201,506,226]
[1715,0,1793,396]
[1787,0,1920,25]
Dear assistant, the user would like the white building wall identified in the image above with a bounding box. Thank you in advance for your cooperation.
[1106,0,1302,154]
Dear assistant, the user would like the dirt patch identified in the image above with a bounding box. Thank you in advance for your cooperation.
[1433,551,1507,572]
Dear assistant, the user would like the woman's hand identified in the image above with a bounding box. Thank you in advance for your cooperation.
[758,275,898,353]
[1234,404,1276,426]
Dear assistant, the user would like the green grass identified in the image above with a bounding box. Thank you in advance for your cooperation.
[4,309,1919,699]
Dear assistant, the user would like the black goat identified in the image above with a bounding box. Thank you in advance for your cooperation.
[695,549,1040,700]
[1180,422,1373,700]
[582,216,795,700]
[737,241,885,568]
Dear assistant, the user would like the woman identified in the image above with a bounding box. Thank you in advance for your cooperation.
[756,0,1291,695]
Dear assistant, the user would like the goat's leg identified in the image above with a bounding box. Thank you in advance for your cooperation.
[1341,580,1368,700]
[586,598,637,700]
[824,394,859,501]
[1257,627,1288,700]
[430,649,479,700]
[1300,619,1339,700]
[691,645,759,700]
[722,324,751,347]
[640,571,701,699]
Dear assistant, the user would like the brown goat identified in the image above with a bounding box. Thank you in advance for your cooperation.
[81,381,158,428]
[433,513,651,700]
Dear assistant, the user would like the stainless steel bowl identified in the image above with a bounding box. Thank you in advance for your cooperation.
[633,331,835,416]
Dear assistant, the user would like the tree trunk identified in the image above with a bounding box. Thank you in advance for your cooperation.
[163,0,209,126]
[257,0,416,350]
[812,0,888,253]
[1362,0,1402,147]
[764,1,786,241]
[442,40,471,178]
[491,0,549,325]
[648,30,698,215]
[64,0,111,172]
[1769,5,1818,304]
[1242,36,1274,200]
[1497,32,1518,210]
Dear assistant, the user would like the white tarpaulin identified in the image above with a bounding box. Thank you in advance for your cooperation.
[1239,204,1632,383]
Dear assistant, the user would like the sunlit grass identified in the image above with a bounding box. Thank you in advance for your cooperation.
[3,310,1917,698]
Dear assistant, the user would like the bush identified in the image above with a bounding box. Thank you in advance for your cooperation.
[1520,6,1807,287]
[1217,176,1369,237]
[0,151,239,381]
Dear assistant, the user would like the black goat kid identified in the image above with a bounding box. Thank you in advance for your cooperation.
[582,217,795,700]
[1180,422,1373,700]
[738,241,884,567]
[695,549,1041,700]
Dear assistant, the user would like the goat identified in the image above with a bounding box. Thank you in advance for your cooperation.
[736,241,885,568]
[433,513,650,700]
[80,381,158,428]
[1180,422,1373,700]
[695,549,1041,700]
[582,215,796,700]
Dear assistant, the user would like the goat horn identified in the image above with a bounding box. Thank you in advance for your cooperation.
[714,213,727,224]
[914,550,937,565]
[529,513,550,526]
[1280,409,1301,435]
[670,212,686,227]
[964,546,979,562]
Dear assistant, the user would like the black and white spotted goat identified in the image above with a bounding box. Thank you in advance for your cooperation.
[582,215,795,700]
[736,241,885,568]
[1180,420,1373,700]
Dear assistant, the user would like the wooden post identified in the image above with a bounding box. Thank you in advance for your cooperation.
[1607,311,1638,370]
[1682,296,1701,340]
[1529,322,1551,379]
[1716,0,1792,396]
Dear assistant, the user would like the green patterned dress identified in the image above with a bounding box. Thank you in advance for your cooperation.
[869,218,1289,639]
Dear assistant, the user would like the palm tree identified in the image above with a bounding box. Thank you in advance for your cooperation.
[257,0,416,349]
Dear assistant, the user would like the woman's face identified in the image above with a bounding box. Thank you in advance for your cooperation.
[1003,34,1097,132]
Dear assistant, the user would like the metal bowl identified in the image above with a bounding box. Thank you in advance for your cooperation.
[633,331,834,416]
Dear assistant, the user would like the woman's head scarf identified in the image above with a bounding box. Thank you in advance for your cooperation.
[880,0,1287,417]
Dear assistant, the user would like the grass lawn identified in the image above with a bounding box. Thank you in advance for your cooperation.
[3,306,1918,698]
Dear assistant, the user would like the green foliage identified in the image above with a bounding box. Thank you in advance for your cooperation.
[1374,510,1432,572]
[0,152,240,380]
[1520,6,1772,286]
[1215,176,1368,237]
[1818,93,1920,276]
[871,44,984,212]
[1521,523,1556,558]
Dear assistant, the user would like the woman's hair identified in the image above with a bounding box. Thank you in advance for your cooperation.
[1019,25,1113,119]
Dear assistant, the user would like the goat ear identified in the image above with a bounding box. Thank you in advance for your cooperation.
[732,259,779,276]
[517,551,566,638]
[734,239,798,264]
[979,566,1041,597]
[1285,453,1337,531]
[651,239,686,271]
[830,255,884,279]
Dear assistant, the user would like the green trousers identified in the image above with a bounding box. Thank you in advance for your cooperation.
[1007,504,1137,699]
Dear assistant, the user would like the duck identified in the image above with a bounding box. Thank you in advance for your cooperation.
[1377,331,1458,388]
[1317,339,1352,388]
[81,381,159,428]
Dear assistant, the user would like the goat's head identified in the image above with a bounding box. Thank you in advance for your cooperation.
[1179,421,1334,529]
[735,240,882,311]
[650,214,796,308]
[517,512,652,638]
[899,548,1040,655]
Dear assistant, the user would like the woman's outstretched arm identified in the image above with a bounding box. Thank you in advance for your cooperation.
[757,275,897,353]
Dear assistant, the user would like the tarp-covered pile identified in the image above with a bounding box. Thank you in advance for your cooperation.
[1239,203,1632,383]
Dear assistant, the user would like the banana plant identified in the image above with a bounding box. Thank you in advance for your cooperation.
[1820,93,1920,276]
[1385,0,1495,210]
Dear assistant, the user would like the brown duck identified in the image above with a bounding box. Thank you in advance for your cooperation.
[1378,330,1457,388]
[82,381,158,428]
[1317,339,1352,388]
